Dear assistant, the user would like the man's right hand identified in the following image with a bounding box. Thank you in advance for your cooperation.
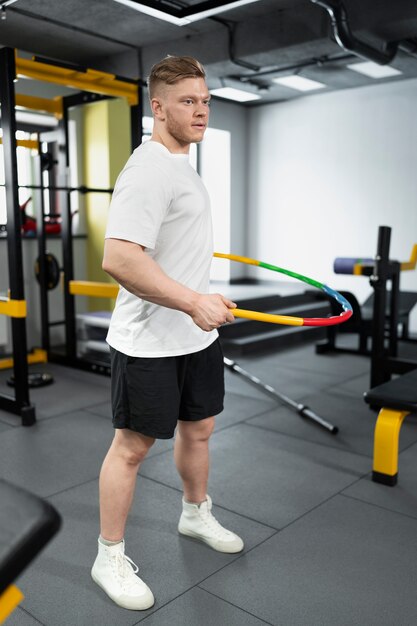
[190,293,237,331]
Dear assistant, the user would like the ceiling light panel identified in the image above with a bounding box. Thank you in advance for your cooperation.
[347,62,402,79]
[210,87,261,102]
[112,0,261,26]
[272,75,326,92]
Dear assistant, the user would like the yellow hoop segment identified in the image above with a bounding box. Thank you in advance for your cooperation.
[232,308,303,326]
[214,252,304,326]
[213,251,354,327]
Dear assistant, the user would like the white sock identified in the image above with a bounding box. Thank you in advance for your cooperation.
[184,498,207,506]
[99,534,123,547]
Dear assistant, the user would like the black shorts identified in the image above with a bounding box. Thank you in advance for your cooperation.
[110,339,225,439]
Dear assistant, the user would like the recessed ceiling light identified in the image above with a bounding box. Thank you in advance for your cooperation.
[112,0,261,26]
[210,87,261,102]
[272,75,326,92]
[347,61,402,79]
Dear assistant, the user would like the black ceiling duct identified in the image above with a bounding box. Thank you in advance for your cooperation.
[311,0,397,65]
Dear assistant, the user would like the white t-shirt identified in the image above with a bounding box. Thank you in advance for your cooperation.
[105,140,218,357]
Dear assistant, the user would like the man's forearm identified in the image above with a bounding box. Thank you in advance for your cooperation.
[102,239,236,331]
[103,241,198,315]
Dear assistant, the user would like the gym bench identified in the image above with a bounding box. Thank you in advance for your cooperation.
[364,369,417,486]
[0,480,61,622]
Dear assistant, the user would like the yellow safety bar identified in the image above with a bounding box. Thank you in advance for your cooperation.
[0,348,48,371]
[0,137,39,151]
[15,54,139,106]
[0,585,24,625]
[15,93,63,119]
[0,296,26,318]
[401,244,417,271]
[69,280,118,298]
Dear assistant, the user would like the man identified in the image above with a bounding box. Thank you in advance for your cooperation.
[91,55,244,611]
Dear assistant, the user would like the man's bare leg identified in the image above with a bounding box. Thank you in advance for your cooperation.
[174,416,244,553]
[173,416,215,503]
[99,428,155,541]
[92,428,156,610]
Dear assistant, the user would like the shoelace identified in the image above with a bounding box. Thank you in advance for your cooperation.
[200,508,231,538]
[114,552,141,591]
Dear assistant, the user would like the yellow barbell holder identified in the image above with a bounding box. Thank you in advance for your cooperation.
[0,137,39,151]
[0,296,27,318]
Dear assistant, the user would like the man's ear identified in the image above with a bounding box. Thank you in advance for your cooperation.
[151,97,165,121]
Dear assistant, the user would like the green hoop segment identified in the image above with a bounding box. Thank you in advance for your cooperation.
[214,253,353,327]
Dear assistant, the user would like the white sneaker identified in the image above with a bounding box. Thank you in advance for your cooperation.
[178,495,244,553]
[91,539,154,610]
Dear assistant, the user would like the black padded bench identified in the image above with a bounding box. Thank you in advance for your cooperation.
[364,369,417,486]
[0,480,61,622]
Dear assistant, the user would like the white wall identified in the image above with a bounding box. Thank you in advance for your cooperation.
[248,77,417,330]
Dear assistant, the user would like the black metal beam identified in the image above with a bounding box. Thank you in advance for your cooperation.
[0,47,36,425]
[34,152,50,354]
[130,82,143,150]
[63,91,112,110]
[370,226,391,388]
[0,183,114,194]
[59,98,77,361]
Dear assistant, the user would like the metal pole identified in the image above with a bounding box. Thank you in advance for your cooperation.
[388,262,400,359]
[0,47,35,425]
[130,81,143,151]
[34,150,50,353]
[370,226,391,388]
[224,357,338,434]
[59,99,76,361]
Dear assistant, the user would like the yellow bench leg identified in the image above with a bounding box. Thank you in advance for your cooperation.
[0,585,24,624]
[372,408,409,486]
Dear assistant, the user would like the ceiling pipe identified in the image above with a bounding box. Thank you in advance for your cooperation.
[310,0,397,65]
[210,16,262,71]
[229,52,354,82]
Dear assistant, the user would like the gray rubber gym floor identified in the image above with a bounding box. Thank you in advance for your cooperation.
[1,337,417,626]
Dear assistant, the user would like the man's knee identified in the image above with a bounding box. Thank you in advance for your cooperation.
[112,428,155,465]
[178,416,215,442]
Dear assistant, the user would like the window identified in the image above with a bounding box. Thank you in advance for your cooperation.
[0,130,36,225]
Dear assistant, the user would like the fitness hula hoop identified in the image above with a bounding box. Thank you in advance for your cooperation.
[214,253,353,327]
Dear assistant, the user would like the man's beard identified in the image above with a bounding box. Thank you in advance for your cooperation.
[166,112,203,146]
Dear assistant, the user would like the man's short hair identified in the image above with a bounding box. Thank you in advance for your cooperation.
[148,56,206,99]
